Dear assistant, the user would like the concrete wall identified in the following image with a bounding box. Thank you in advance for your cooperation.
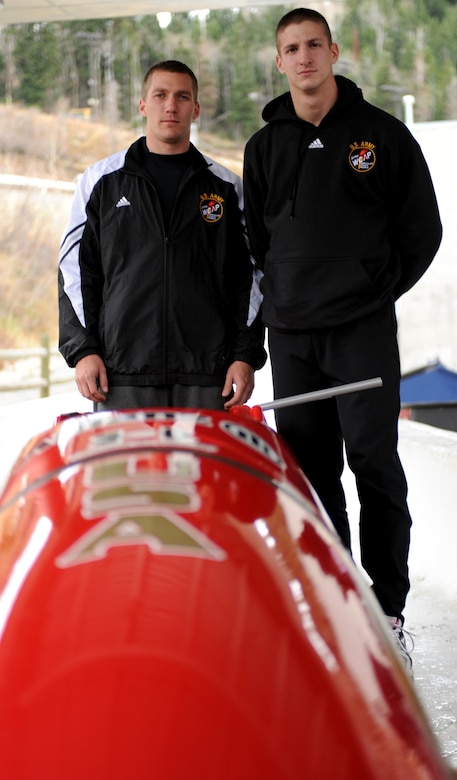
[400,420,457,596]
[343,419,457,599]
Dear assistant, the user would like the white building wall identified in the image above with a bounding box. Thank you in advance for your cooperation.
[396,119,457,373]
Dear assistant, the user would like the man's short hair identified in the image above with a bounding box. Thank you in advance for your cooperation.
[276,8,333,49]
[142,60,198,101]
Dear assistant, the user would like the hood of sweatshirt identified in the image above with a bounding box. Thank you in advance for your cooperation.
[260,76,364,219]
[261,75,364,127]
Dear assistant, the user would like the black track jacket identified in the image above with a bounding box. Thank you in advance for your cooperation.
[59,138,266,386]
[243,76,442,331]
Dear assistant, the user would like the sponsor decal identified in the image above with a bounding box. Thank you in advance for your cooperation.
[55,451,226,567]
[200,193,224,223]
[55,509,227,567]
[54,411,284,567]
[219,420,284,467]
[348,141,376,173]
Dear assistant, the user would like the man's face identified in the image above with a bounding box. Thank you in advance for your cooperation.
[276,20,339,95]
[139,70,200,150]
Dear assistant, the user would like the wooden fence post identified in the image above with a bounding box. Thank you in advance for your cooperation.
[40,334,51,398]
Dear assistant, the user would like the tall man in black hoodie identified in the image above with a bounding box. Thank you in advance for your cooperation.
[243,8,442,669]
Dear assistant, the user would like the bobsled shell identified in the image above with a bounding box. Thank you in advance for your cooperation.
[0,409,452,779]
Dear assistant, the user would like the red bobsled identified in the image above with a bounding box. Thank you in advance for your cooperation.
[0,405,453,779]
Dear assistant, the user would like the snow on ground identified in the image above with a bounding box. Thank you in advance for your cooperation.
[408,577,457,768]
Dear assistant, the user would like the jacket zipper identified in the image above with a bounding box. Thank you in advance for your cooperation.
[161,164,207,385]
[131,156,209,386]
[162,235,169,385]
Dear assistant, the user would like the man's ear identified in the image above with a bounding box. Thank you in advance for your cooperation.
[193,101,201,121]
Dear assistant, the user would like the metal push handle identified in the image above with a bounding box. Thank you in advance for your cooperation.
[259,377,383,412]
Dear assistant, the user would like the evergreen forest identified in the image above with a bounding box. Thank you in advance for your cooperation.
[1,0,457,141]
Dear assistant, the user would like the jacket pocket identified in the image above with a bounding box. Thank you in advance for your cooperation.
[265,257,381,328]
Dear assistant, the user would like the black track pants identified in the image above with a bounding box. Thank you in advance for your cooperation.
[268,301,411,618]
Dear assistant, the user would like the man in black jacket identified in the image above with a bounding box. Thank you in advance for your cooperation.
[59,60,265,411]
[243,8,442,669]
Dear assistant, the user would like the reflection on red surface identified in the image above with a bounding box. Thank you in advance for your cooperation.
[0,407,452,779]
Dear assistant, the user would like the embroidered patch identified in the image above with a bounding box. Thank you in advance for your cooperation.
[348,141,376,173]
[200,193,224,223]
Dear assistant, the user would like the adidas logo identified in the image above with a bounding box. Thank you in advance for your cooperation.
[116,195,131,208]
[308,138,324,149]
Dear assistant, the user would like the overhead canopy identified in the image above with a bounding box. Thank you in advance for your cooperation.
[400,361,457,432]
[401,362,457,404]
[0,0,293,25]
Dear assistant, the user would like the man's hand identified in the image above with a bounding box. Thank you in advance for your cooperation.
[75,354,108,402]
[222,360,254,409]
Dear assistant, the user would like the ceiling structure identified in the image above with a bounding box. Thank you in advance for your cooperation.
[0,0,228,25]
[0,0,333,26]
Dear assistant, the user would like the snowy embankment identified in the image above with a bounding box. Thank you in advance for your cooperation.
[342,420,457,598]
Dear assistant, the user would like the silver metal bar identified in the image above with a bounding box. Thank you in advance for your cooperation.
[259,377,383,411]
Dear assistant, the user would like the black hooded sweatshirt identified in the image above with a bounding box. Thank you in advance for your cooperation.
[243,76,442,331]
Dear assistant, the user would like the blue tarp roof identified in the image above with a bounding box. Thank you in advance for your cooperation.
[400,362,457,404]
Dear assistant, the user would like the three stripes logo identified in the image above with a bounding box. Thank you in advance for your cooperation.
[308,138,324,149]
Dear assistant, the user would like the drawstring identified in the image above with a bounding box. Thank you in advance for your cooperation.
[288,166,300,220]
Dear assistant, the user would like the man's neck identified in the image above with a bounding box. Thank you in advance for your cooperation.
[290,79,338,126]
[145,136,191,155]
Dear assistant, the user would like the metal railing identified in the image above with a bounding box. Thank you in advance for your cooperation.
[0,335,73,398]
